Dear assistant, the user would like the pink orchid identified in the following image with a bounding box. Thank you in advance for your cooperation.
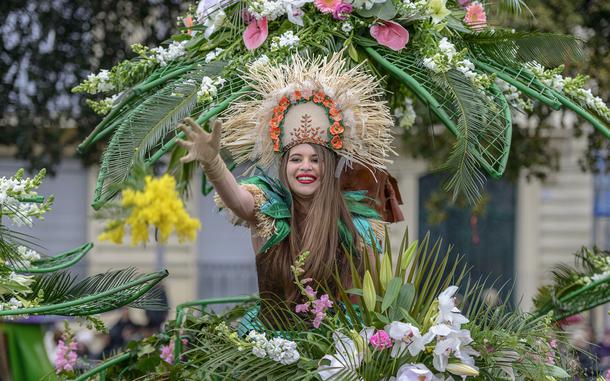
[370,21,409,51]
[315,0,342,13]
[55,339,78,374]
[313,312,325,328]
[160,341,175,364]
[304,285,317,299]
[464,2,487,30]
[295,303,310,313]
[333,2,353,20]
[312,294,333,314]
[243,17,268,50]
[370,330,392,350]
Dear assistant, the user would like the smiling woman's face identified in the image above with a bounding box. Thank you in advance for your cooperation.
[285,144,321,198]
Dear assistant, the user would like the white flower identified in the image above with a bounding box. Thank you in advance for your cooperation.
[341,22,353,33]
[205,48,224,63]
[278,30,300,48]
[8,297,22,309]
[422,57,438,72]
[266,337,300,364]
[282,0,311,26]
[317,330,371,380]
[252,54,270,70]
[429,326,478,372]
[438,38,456,60]
[386,321,427,357]
[196,0,224,22]
[395,363,437,381]
[203,10,226,39]
[437,286,469,328]
[153,41,188,67]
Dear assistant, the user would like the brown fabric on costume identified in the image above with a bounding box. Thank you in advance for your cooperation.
[340,163,405,223]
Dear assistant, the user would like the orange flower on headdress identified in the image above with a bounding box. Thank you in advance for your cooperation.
[330,121,344,135]
[313,91,325,103]
[279,96,290,107]
[329,107,342,121]
[293,90,302,101]
[331,135,343,149]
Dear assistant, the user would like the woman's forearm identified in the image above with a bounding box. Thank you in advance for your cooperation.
[202,156,256,222]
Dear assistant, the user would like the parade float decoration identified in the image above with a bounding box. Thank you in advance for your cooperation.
[0,169,167,318]
[66,0,610,379]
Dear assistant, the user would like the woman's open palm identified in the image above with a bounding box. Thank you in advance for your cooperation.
[176,117,222,165]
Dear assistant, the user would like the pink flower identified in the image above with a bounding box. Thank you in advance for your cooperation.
[314,0,342,13]
[304,285,317,299]
[370,21,409,51]
[160,341,175,364]
[457,0,471,7]
[313,312,325,328]
[295,303,310,313]
[332,2,353,20]
[312,294,333,314]
[549,339,557,349]
[55,339,78,374]
[606,369,610,381]
[243,17,268,50]
[301,278,313,284]
[464,2,486,30]
[369,330,392,350]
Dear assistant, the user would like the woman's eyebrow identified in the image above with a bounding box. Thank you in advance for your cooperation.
[289,153,302,159]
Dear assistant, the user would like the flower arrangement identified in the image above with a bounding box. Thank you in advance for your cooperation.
[98,173,201,246]
[73,0,609,207]
[80,230,591,380]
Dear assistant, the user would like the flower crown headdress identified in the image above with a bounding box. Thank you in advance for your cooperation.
[221,52,395,171]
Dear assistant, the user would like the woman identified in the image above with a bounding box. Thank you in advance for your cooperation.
[176,53,397,327]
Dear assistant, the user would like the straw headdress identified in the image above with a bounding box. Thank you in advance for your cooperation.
[221,52,395,170]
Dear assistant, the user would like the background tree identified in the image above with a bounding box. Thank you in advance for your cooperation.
[0,0,186,173]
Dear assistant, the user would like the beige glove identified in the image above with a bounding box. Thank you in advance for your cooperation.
[176,117,256,221]
[176,118,225,181]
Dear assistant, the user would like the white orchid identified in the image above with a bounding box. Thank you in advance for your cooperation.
[395,363,437,381]
[436,286,469,328]
[203,10,226,39]
[282,0,311,25]
[386,322,427,357]
[318,329,374,380]
[430,326,478,372]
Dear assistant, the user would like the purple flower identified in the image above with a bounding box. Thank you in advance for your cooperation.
[312,294,333,314]
[332,2,353,20]
[369,330,392,350]
[160,342,175,364]
[304,285,317,299]
[313,312,325,328]
[295,303,310,313]
[457,0,471,7]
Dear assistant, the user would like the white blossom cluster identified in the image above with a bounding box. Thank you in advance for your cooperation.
[15,246,41,268]
[85,69,115,94]
[196,76,227,104]
[394,97,417,130]
[423,38,492,90]
[0,297,23,311]
[495,78,532,112]
[251,54,271,71]
[246,331,300,365]
[341,22,353,34]
[527,62,610,123]
[248,0,287,21]
[152,41,188,67]
[0,172,49,227]
[399,0,427,13]
[270,30,300,51]
[205,48,224,63]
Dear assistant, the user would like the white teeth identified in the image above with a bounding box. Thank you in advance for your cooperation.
[297,176,315,181]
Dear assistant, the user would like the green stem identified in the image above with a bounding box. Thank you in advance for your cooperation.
[472,59,561,110]
[0,270,168,316]
[15,196,44,203]
[73,352,134,381]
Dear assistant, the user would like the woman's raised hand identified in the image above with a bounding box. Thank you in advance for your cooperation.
[176,117,222,165]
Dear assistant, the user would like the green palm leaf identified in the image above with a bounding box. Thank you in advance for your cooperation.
[0,268,168,316]
[365,47,511,202]
[8,242,92,273]
[463,30,583,68]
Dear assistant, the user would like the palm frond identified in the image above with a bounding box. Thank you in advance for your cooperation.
[364,47,511,202]
[495,0,532,17]
[463,30,583,68]
[0,268,168,316]
[93,64,226,209]
[9,242,92,273]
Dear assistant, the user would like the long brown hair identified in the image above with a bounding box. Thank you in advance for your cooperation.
[256,144,361,305]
